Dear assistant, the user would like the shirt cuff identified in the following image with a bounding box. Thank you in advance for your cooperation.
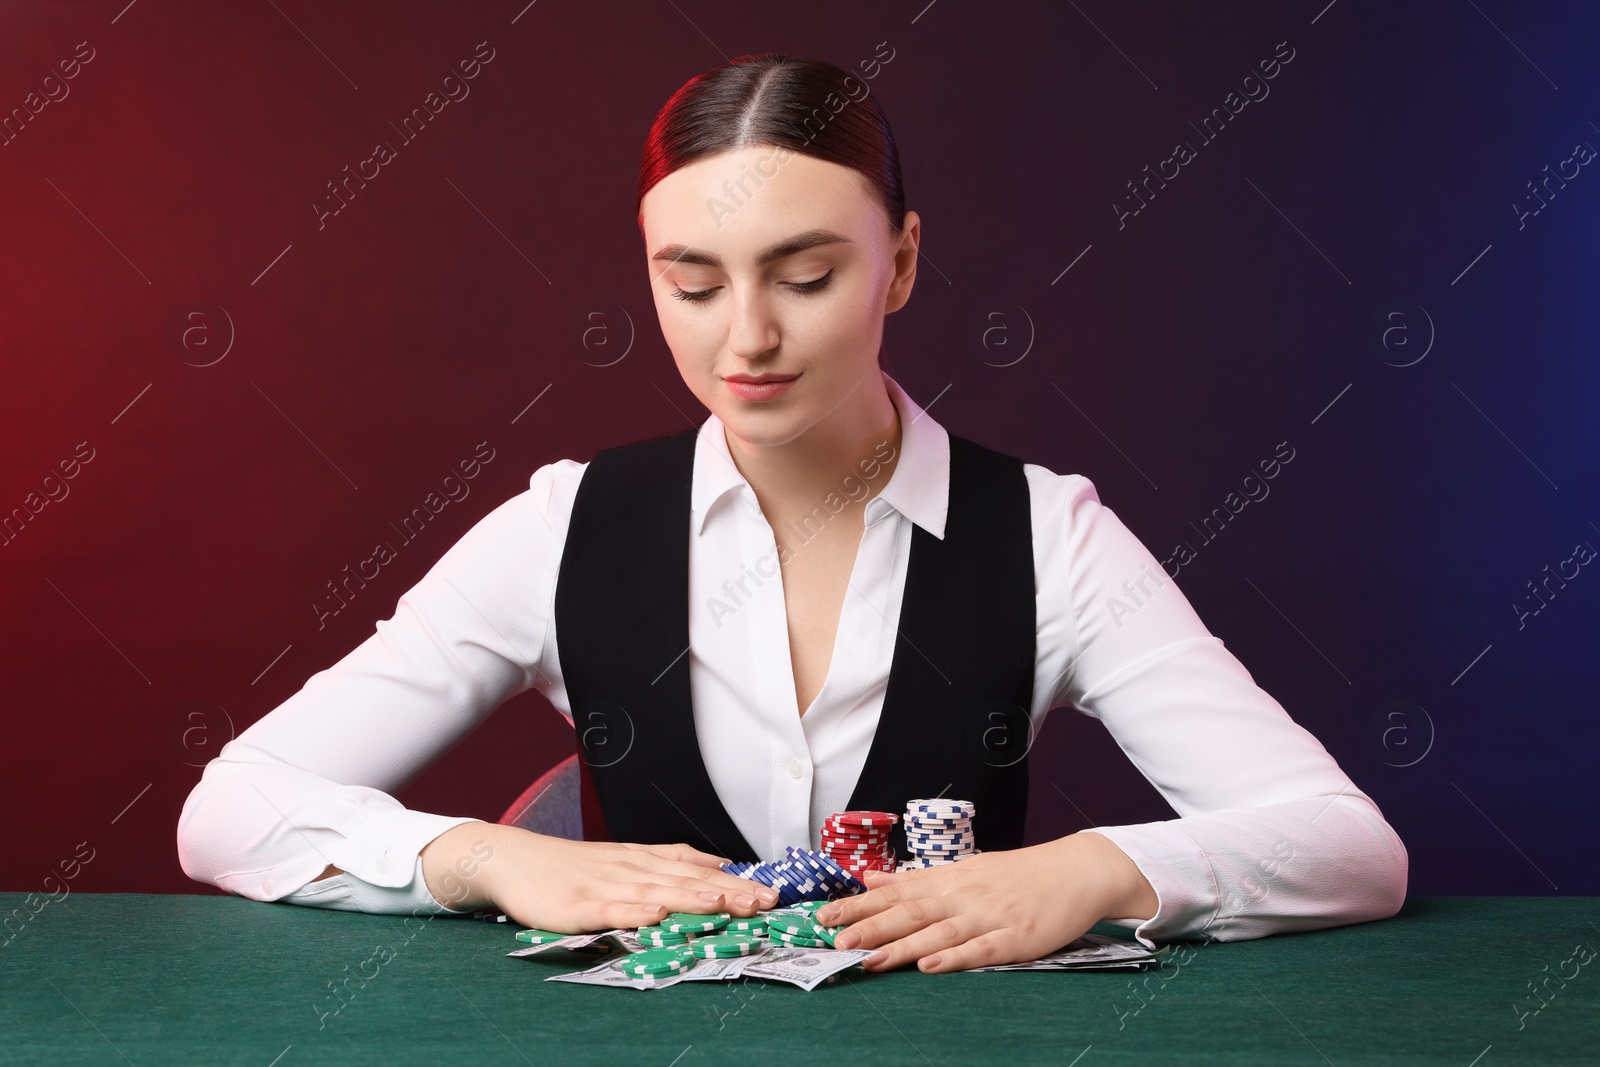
[1079,824,1219,950]
[319,807,482,891]
[282,853,474,915]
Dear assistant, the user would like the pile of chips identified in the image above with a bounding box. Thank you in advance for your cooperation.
[520,800,983,984]
[721,800,980,894]
[567,903,847,983]
[724,845,866,905]
[820,809,900,881]
[898,798,980,870]
[619,911,758,981]
[763,902,843,948]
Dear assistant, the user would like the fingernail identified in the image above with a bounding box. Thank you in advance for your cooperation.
[734,893,757,909]
[921,955,942,971]
[835,930,859,949]
[816,905,838,922]
[758,889,779,903]
[698,890,723,903]
[865,950,887,967]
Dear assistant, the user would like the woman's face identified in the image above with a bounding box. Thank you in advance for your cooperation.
[639,145,919,450]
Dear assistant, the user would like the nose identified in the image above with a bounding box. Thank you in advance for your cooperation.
[725,283,780,361]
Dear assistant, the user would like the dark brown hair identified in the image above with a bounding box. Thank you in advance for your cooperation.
[636,53,905,235]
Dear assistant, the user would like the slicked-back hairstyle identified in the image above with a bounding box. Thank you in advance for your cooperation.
[636,52,905,235]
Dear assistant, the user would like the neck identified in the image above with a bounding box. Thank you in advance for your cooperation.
[722,370,903,521]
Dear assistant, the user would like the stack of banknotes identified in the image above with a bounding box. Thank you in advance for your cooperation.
[508,926,1166,992]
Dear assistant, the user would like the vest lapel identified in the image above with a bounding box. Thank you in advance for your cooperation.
[555,426,757,860]
[843,434,1037,852]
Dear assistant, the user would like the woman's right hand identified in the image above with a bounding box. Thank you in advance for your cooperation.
[420,821,778,932]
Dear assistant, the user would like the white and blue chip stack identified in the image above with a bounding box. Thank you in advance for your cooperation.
[898,798,980,870]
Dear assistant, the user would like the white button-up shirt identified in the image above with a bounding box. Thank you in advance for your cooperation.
[177,372,1406,947]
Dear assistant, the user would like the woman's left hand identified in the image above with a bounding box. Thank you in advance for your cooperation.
[814,831,1160,973]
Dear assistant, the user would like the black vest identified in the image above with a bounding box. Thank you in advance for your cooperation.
[552,424,1036,860]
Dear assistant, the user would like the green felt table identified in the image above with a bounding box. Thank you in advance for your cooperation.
[2,893,1595,1066]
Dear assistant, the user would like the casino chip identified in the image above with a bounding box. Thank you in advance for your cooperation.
[689,933,761,958]
[614,947,696,978]
[513,928,571,945]
[722,847,866,906]
[821,810,898,882]
[717,803,976,905]
[897,798,979,871]
[636,924,694,947]
[770,928,826,948]
[661,912,730,934]
[764,912,824,939]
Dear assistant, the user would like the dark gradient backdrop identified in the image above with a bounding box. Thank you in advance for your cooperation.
[3,0,1596,897]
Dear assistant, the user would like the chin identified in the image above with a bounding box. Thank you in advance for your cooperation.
[715,406,812,448]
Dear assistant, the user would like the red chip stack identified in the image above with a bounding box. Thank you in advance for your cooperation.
[820,810,899,882]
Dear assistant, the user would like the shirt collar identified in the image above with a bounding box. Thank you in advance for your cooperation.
[690,370,951,540]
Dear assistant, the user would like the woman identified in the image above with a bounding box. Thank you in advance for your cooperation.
[177,53,1406,974]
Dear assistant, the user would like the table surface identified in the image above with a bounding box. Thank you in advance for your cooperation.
[2,893,1595,1066]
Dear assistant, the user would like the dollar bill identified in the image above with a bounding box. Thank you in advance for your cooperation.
[542,943,872,992]
[504,931,616,958]
[970,934,1168,972]
[740,946,875,991]
[544,955,697,991]
[674,954,763,982]
[527,931,1153,988]
[506,928,674,959]
[543,948,764,990]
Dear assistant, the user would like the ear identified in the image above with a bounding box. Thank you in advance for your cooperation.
[883,210,921,314]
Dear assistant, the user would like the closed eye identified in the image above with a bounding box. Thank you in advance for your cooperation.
[784,268,834,294]
[668,268,835,304]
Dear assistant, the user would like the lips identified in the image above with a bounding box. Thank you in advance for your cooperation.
[723,373,798,402]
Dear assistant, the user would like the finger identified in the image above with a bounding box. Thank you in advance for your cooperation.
[832,892,950,953]
[612,849,779,910]
[818,869,932,928]
[683,885,767,917]
[613,859,777,913]
[594,899,671,931]
[859,912,982,973]
[663,877,770,916]
[623,841,730,868]
[633,857,778,899]
[918,929,1016,974]
[605,880,753,919]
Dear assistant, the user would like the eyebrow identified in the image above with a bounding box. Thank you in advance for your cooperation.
[650,228,852,268]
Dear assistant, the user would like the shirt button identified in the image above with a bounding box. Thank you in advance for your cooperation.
[261,881,273,896]
[375,854,390,875]
[787,758,805,779]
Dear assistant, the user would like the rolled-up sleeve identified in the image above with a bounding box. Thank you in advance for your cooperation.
[176,459,585,914]
[1027,466,1408,948]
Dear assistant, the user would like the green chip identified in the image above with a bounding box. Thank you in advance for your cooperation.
[689,933,760,958]
[724,916,768,934]
[770,929,825,948]
[791,900,827,914]
[636,925,692,946]
[766,913,823,938]
[513,928,571,944]
[614,947,696,977]
[662,912,730,934]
